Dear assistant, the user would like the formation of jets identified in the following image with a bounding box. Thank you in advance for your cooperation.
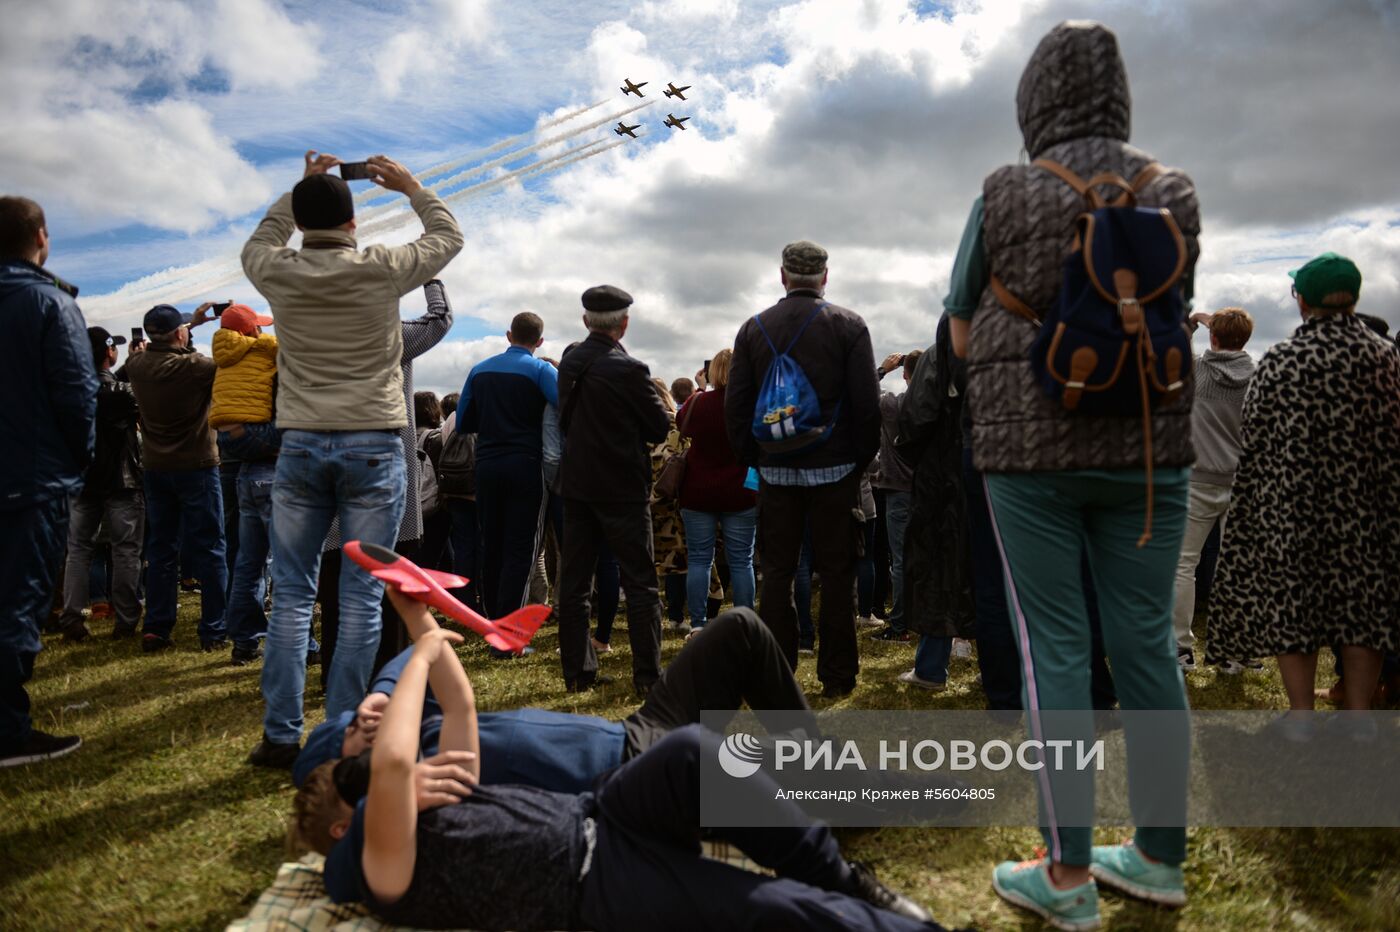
[614,78,693,137]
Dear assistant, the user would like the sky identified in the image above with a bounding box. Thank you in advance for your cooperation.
[3,0,1399,396]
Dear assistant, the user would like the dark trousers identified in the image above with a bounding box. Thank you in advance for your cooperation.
[557,498,662,690]
[965,452,1117,712]
[662,572,687,625]
[445,498,481,614]
[219,459,241,596]
[0,496,69,751]
[60,489,144,632]
[592,542,621,643]
[580,725,946,932]
[622,608,815,755]
[759,473,861,690]
[871,489,892,618]
[143,467,227,642]
[474,455,547,620]
[418,509,452,572]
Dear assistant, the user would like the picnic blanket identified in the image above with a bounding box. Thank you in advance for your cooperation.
[229,844,766,931]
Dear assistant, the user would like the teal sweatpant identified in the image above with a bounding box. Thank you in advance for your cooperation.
[984,469,1190,867]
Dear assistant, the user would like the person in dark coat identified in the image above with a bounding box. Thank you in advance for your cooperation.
[555,285,671,694]
[895,315,975,688]
[0,195,97,769]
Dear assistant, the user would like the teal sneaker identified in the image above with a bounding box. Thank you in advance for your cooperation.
[1089,841,1187,907]
[991,857,1101,931]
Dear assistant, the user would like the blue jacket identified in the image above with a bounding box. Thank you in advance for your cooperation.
[456,345,558,461]
[0,260,96,510]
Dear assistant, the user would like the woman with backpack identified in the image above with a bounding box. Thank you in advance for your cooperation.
[946,22,1201,928]
[413,391,451,571]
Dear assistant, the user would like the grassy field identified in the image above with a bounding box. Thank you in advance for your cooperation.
[1,598,1397,931]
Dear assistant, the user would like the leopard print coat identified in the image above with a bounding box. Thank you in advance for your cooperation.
[1207,314,1400,660]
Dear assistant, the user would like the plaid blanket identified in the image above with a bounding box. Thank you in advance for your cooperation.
[229,844,765,932]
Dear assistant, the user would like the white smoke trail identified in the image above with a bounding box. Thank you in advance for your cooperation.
[447,137,629,204]
[355,98,608,206]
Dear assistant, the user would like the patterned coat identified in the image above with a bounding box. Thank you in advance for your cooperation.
[966,21,1200,474]
[651,426,688,576]
[1208,315,1400,659]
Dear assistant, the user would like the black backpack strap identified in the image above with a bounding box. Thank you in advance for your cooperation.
[560,353,602,434]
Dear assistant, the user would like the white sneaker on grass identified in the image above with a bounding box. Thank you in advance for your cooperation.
[896,669,947,691]
[855,614,883,629]
[951,638,973,660]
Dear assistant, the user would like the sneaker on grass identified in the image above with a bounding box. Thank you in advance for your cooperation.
[1177,648,1196,672]
[1089,840,1186,907]
[992,857,1100,931]
[0,731,82,769]
[896,669,946,691]
[855,614,883,629]
[951,638,973,660]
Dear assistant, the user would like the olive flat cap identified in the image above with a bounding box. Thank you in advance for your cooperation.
[582,285,633,312]
[782,240,828,276]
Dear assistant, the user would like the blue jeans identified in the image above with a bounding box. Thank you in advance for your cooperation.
[216,421,282,463]
[883,491,911,633]
[914,635,953,684]
[263,430,405,743]
[143,467,227,642]
[680,507,757,627]
[226,460,275,651]
[0,496,68,751]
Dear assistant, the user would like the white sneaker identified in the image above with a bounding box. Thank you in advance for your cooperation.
[1216,659,1263,676]
[856,615,883,629]
[952,638,973,660]
[896,669,947,691]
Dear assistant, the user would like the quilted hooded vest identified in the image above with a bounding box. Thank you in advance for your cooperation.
[967,21,1201,474]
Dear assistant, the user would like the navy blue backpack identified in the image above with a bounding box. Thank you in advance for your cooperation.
[750,302,841,457]
[992,159,1191,542]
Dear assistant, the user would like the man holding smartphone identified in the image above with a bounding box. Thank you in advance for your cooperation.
[241,150,462,768]
[124,301,228,654]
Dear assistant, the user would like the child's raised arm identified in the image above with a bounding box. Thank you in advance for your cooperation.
[362,627,462,904]
[385,587,481,785]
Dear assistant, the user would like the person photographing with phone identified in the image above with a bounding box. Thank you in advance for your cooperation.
[240,149,462,767]
[124,300,229,654]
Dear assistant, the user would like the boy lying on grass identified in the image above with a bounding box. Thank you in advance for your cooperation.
[291,586,953,931]
[292,605,816,793]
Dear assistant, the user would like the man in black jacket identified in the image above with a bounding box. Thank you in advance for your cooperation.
[56,328,146,641]
[726,242,880,698]
[0,196,96,768]
[556,285,671,694]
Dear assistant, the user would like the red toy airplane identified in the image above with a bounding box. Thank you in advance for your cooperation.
[344,540,550,655]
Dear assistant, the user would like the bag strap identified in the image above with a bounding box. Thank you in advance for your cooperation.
[990,275,1040,325]
[1035,159,1163,209]
[560,352,602,433]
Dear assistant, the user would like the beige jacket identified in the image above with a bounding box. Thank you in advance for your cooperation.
[240,187,463,430]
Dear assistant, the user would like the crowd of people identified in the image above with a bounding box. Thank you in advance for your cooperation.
[2,18,1397,932]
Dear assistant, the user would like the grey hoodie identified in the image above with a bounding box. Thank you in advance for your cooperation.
[1190,349,1256,486]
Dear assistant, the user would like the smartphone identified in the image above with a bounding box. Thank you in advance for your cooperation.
[131,326,144,345]
[702,359,712,373]
[212,301,233,316]
[339,161,373,181]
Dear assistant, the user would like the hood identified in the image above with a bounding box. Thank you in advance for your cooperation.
[212,327,276,367]
[1016,21,1131,157]
[1201,349,1256,389]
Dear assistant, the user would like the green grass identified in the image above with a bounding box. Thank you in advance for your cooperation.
[2,600,1397,931]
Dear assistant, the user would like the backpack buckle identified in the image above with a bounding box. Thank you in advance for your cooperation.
[1118,298,1144,334]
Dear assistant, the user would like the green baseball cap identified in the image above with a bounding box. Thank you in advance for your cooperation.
[1288,252,1361,309]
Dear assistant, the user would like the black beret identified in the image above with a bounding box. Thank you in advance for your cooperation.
[581,284,633,313]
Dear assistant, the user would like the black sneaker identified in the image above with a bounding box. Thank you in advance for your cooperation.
[180,578,202,593]
[230,644,263,666]
[0,731,82,769]
[566,674,616,693]
[201,637,229,652]
[1177,648,1196,672]
[821,680,856,699]
[870,626,912,642]
[248,735,301,769]
[305,649,322,667]
[60,620,91,643]
[798,638,815,655]
[142,634,175,653]
[844,860,932,922]
[111,623,138,639]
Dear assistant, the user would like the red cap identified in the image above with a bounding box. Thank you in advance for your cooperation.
[221,304,274,336]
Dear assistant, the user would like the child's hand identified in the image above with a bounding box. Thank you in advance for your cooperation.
[414,750,478,810]
[410,627,464,665]
[383,581,438,633]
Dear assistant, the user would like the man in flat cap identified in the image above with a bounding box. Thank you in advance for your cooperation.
[240,151,463,768]
[555,285,672,694]
[726,241,881,698]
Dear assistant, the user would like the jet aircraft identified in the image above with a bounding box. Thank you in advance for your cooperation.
[614,122,641,138]
[663,82,691,100]
[663,113,690,130]
[620,78,647,97]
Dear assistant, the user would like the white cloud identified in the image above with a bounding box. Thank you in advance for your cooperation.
[208,0,323,89]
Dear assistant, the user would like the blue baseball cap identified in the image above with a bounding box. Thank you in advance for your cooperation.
[293,710,355,787]
[143,304,193,336]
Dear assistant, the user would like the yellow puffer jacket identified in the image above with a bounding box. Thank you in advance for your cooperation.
[210,329,278,428]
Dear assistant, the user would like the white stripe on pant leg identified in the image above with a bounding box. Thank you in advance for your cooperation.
[982,474,1064,865]
[514,468,550,612]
